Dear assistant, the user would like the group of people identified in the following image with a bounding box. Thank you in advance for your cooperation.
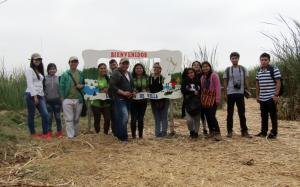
[24,51,281,143]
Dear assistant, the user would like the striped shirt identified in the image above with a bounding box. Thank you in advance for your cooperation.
[256,66,281,101]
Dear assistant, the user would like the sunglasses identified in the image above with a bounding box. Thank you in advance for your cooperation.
[70,60,79,63]
[33,58,42,61]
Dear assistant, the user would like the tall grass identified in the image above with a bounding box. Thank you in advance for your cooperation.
[0,62,27,110]
[261,16,300,120]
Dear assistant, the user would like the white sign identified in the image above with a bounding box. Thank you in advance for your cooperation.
[82,49,182,83]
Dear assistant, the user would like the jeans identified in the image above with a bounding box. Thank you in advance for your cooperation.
[113,99,131,141]
[62,99,83,138]
[91,106,111,134]
[260,99,278,135]
[185,109,201,133]
[151,99,169,137]
[130,100,147,138]
[202,104,220,134]
[25,93,50,135]
[226,94,248,133]
[46,99,62,132]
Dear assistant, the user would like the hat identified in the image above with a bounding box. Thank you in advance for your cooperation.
[31,53,42,60]
[120,58,130,64]
[69,56,79,62]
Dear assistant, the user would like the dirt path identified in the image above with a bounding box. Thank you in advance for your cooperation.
[0,99,299,186]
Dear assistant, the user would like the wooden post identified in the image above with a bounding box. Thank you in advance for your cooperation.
[169,99,175,135]
[87,98,92,132]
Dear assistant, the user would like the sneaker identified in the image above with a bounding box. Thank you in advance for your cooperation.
[206,131,214,139]
[193,132,199,139]
[255,132,267,137]
[226,132,233,138]
[214,133,222,141]
[189,131,195,138]
[47,131,52,137]
[121,140,128,144]
[241,131,252,138]
[41,133,51,140]
[267,133,277,139]
[56,131,63,138]
[31,133,42,139]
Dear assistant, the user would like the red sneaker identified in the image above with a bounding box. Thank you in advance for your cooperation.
[41,133,52,140]
[31,133,42,139]
[47,131,53,137]
[56,131,63,138]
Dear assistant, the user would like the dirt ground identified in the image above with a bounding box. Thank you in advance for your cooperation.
[0,99,299,187]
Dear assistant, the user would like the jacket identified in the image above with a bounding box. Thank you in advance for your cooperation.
[200,72,221,104]
[59,69,84,103]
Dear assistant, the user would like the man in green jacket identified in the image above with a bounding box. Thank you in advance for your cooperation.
[59,56,84,138]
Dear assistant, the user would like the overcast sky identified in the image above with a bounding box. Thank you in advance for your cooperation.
[0,0,299,72]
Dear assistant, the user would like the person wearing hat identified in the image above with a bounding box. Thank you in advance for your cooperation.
[109,58,134,143]
[59,56,85,138]
[25,53,50,139]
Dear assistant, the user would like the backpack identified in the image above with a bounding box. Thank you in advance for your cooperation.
[258,65,284,96]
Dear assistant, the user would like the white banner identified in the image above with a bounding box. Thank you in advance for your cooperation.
[83,79,182,100]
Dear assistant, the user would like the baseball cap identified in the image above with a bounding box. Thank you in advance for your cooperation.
[120,58,130,64]
[31,53,42,60]
[69,56,79,62]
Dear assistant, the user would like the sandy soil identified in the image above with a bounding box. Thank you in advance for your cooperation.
[0,99,299,187]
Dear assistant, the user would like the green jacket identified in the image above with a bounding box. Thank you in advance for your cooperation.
[59,69,84,103]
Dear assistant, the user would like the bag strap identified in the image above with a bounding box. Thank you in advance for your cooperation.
[68,72,85,102]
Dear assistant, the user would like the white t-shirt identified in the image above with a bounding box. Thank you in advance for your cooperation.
[25,68,45,96]
[125,72,130,81]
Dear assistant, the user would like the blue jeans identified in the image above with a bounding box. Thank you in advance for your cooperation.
[25,93,50,135]
[113,99,131,141]
[151,99,169,137]
[46,99,62,132]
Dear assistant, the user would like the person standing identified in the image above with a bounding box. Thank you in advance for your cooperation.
[131,63,149,139]
[25,53,50,139]
[59,56,84,138]
[192,61,208,135]
[181,68,201,138]
[255,53,282,139]
[45,63,63,138]
[109,58,134,143]
[223,52,252,138]
[108,58,118,136]
[91,63,111,134]
[149,62,169,138]
[200,61,222,141]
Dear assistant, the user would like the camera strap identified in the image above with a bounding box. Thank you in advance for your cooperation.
[231,66,242,85]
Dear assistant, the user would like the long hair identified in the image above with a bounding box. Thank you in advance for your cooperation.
[132,63,147,78]
[30,59,45,80]
[201,61,213,78]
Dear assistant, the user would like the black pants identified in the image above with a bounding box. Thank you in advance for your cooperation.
[260,99,278,135]
[202,105,220,134]
[131,100,147,138]
[91,106,111,134]
[226,94,248,133]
